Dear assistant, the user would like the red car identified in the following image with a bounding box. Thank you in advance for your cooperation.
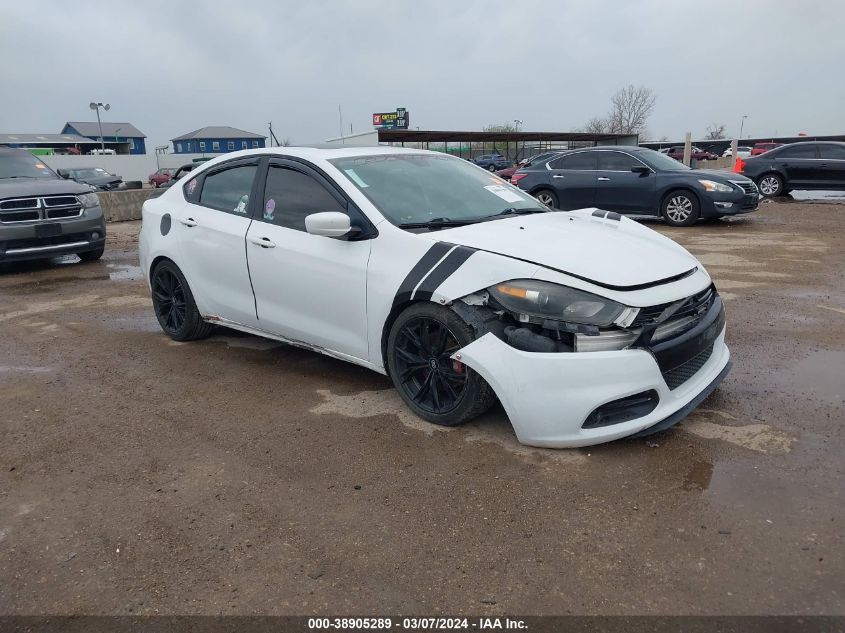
[148,168,174,188]
[495,151,561,181]
[750,142,784,156]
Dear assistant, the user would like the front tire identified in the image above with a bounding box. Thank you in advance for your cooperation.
[151,260,213,341]
[487,164,496,171]
[662,190,700,227]
[78,246,104,262]
[387,303,496,426]
[757,173,784,197]
[534,189,559,209]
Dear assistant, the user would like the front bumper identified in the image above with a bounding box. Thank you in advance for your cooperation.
[700,191,759,217]
[456,323,730,448]
[0,206,106,263]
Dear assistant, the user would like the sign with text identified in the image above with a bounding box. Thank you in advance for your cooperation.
[373,107,409,129]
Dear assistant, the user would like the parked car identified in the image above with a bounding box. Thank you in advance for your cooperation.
[495,152,561,181]
[149,168,174,188]
[57,167,124,191]
[140,146,731,448]
[751,142,783,156]
[722,146,752,158]
[473,154,511,171]
[739,141,845,197]
[511,146,759,226]
[0,147,106,263]
[665,146,718,162]
[157,163,197,189]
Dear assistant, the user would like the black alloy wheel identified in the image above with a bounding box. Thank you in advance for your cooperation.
[393,316,468,416]
[150,261,213,341]
[152,267,187,335]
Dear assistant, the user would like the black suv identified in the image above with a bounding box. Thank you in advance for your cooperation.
[511,146,759,226]
[0,148,106,263]
[740,141,845,197]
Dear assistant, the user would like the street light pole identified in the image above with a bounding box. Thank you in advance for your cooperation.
[89,101,110,151]
[513,119,523,162]
[739,115,748,140]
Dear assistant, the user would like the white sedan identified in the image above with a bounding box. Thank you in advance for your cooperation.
[722,146,753,158]
[139,147,731,448]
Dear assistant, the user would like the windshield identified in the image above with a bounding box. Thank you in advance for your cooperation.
[329,153,546,228]
[0,151,57,179]
[70,168,110,179]
[637,148,690,171]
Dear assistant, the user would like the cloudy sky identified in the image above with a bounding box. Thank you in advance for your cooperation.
[2,0,843,149]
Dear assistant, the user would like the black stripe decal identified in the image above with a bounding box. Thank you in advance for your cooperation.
[392,241,454,308]
[413,246,477,302]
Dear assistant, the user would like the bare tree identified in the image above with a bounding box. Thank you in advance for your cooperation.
[581,116,610,134]
[606,85,657,134]
[580,85,656,136]
[704,123,727,140]
[280,137,292,147]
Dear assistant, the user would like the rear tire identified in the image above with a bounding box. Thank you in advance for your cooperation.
[757,173,784,197]
[151,260,213,341]
[387,303,496,427]
[534,189,559,209]
[78,246,104,262]
[487,164,496,171]
[661,190,700,227]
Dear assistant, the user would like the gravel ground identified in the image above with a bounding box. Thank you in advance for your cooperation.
[0,199,843,615]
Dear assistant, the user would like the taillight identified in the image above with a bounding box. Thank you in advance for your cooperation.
[510,172,527,187]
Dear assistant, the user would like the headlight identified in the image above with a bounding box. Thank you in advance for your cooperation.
[698,179,734,193]
[489,279,626,326]
[77,192,100,208]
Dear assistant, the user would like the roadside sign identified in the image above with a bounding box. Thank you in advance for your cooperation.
[373,107,410,129]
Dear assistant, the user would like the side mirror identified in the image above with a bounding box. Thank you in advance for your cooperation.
[305,212,353,238]
[631,165,651,175]
[57,169,70,178]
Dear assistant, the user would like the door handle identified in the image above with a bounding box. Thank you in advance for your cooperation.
[179,217,198,227]
[248,236,276,248]
[597,177,611,181]
[552,174,565,179]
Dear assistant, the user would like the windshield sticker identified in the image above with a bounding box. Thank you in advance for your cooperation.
[344,169,369,188]
[186,179,197,195]
[234,194,249,214]
[484,184,525,203]
[264,198,276,221]
[35,163,46,169]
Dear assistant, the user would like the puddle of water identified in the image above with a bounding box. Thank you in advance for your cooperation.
[681,408,795,453]
[682,459,714,491]
[0,366,51,374]
[310,388,586,464]
[107,263,144,281]
[782,350,845,404]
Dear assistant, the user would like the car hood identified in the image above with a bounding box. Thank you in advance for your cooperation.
[76,176,121,185]
[0,177,95,198]
[429,210,700,289]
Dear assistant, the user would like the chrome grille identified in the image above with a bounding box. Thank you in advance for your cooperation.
[730,179,758,195]
[0,195,82,223]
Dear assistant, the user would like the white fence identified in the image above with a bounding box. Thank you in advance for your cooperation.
[41,153,211,183]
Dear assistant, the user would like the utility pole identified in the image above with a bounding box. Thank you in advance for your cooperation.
[739,115,748,140]
[338,104,344,144]
[89,101,110,151]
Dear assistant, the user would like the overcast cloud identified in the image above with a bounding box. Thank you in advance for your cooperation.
[2,0,843,148]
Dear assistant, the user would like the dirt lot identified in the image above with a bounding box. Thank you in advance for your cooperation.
[1,199,843,616]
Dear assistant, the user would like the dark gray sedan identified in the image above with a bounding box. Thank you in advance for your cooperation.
[510,146,760,226]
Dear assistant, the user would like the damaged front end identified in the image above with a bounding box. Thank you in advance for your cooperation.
[454,280,720,363]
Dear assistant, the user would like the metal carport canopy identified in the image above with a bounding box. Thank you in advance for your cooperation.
[377,129,637,144]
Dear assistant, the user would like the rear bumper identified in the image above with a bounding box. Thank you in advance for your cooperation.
[0,207,106,263]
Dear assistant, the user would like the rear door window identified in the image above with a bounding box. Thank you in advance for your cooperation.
[549,152,597,170]
[775,145,818,159]
[198,164,258,214]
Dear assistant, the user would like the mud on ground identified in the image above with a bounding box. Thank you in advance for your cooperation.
[0,199,843,615]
